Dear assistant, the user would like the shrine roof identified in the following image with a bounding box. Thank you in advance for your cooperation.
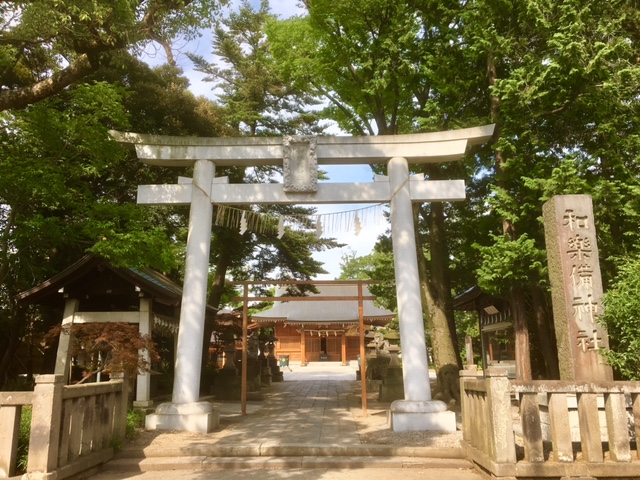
[251,284,394,327]
[453,285,512,328]
[16,254,184,309]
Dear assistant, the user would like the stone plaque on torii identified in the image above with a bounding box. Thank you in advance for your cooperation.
[112,125,495,433]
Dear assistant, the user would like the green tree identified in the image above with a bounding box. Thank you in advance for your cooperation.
[0,82,131,387]
[190,0,324,136]
[467,0,640,378]
[338,247,396,310]
[0,0,225,111]
[599,257,640,380]
[268,0,476,396]
[0,59,231,388]
[268,0,421,136]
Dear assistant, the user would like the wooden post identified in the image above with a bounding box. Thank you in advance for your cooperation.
[241,283,248,416]
[55,298,79,382]
[358,282,367,416]
[135,298,153,406]
[341,332,347,366]
[465,334,474,368]
[300,329,306,366]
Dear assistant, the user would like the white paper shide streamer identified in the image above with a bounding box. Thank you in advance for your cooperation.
[239,211,248,235]
[354,212,362,236]
[212,204,384,239]
[277,217,285,239]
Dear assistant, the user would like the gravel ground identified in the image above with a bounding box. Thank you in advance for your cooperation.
[350,386,463,448]
[353,408,463,447]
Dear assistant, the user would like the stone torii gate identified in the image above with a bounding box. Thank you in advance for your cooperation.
[112,125,494,433]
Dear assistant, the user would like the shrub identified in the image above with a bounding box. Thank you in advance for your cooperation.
[17,406,32,474]
[599,257,640,380]
[125,408,147,440]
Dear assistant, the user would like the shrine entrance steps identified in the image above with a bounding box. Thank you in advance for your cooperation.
[99,364,472,476]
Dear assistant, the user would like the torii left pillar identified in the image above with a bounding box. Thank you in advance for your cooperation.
[145,159,220,432]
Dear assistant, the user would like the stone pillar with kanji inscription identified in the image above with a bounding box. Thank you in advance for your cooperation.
[543,195,613,381]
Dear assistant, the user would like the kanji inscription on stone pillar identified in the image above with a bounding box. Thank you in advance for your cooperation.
[543,194,613,381]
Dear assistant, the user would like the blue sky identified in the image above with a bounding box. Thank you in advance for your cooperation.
[140,0,389,279]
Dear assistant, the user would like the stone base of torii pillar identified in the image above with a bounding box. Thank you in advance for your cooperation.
[145,402,219,433]
[389,400,456,432]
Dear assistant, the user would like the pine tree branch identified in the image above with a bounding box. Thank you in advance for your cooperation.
[0,54,95,111]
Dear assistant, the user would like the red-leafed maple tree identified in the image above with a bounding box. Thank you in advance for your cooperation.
[45,322,159,384]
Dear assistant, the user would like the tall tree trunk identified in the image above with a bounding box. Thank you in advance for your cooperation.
[423,166,462,368]
[488,51,532,380]
[199,253,231,394]
[0,308,24,389]
[510,286,532,380]
[531,284,559,379]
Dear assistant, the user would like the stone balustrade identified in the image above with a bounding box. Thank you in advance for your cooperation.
[0,373,128,479]
[460,369,640,479]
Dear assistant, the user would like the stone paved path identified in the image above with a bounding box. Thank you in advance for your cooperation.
[91,363,483,479]
[213,379,358,445]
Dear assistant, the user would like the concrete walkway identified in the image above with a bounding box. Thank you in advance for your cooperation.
[94,362,483,479]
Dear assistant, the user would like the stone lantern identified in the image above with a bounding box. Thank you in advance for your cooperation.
[221,331,237,371]
[379,344,404,402]
[388,345,401,367]
[384,330,400,346]
[266,335,283,382]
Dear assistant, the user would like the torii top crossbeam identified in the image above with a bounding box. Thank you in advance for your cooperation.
[112,125,494,166]
[112,125,494,206]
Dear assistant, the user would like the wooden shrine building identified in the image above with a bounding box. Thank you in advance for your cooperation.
[15,254,209,405]
[453,285,515,377]
[251,284,394,365]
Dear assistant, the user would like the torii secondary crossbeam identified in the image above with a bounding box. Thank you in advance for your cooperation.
[112,125,495,433]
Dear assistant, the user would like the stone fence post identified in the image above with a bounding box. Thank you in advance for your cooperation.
[110,372,130,442]
[485,369,517,464]
[26,374,64,476]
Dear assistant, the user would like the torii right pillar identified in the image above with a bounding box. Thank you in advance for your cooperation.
[387,156,456,432]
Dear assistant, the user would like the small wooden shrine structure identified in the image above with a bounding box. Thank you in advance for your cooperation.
[453,285,515,377]
[16,254,198,405]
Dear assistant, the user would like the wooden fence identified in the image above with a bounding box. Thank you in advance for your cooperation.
[460,369,640,478]
[0,373,128,479]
